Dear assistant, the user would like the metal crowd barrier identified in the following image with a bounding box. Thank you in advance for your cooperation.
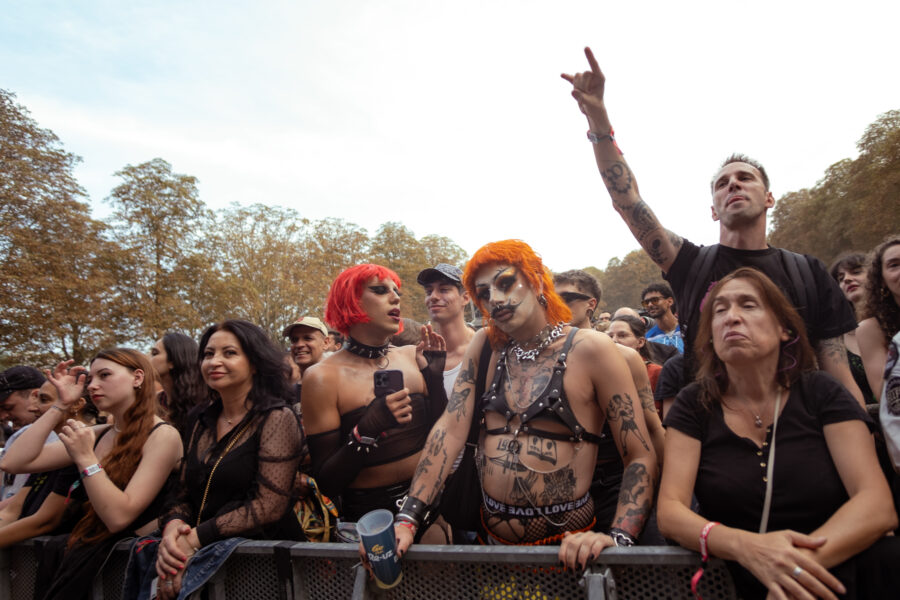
[1,538,737,599]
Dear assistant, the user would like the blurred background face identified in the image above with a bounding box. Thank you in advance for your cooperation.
[641,292,671,319]
[30,381,60,419]
[835,265,867,306]
[149,338,172,380]
[607,320,645,351]
[0,389,39,428]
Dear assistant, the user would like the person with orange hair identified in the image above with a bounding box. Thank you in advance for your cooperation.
[302,264,449,538]
[392,240,656,557]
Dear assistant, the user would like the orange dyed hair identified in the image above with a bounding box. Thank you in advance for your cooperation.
[463,240,571,348]
[70,348,160,546]
[325,264,404,336]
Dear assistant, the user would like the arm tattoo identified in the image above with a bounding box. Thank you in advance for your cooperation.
[446,357,475,419]
[410,426,451,502]
[611,462,651,536]
[816,336,848,367]
[607,393,651,457]
[630,200,657,241]
[600,162,633,195]
[637,385,655,411]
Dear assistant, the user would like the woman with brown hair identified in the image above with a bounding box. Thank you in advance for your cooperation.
[829,253,877,403]
[654,267,897,599]
[857,234,900,398]
[0,348,183,600]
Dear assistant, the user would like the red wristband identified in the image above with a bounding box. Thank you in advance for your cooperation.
[691,521,720,600]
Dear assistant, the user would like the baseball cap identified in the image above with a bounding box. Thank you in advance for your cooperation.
[416,263,463,287]
[282,316,329,338]
[0,366,47,402]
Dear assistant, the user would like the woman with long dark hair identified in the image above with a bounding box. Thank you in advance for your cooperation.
[149,332,205,436]
[153,319,305,599]
[829,253,877,403]
[0,349,183,600]
[857,235,900,398]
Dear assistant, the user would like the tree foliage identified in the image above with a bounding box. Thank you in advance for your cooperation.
[769,110,900,263]
[592,250,663,312]
[0,90,127,367]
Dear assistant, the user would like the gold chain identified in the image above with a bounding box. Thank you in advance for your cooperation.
[197,419,253,527]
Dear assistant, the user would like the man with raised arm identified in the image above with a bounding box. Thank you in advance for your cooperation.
[393,240,656,556]
[562,48,863,407]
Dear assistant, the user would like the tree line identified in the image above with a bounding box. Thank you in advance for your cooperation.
[1,90,466,368]
[3,87,896,366]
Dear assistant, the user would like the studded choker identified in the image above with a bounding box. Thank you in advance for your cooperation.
[345,336,390,359]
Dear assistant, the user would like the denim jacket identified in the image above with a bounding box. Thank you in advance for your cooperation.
[123,534,246,600]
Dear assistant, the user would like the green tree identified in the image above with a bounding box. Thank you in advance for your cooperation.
[368,222,430,323]
[106,158,210,340]
[206,203,313,341]
[593,250,662,312]
[770,109,900,263]
[0,89,128,367]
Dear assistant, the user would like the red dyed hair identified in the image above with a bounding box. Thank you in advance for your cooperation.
[325,264,404,336]
[70,348,160,546]
[463,240,571,348]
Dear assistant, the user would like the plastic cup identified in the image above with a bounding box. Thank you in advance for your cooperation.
[357,509,403,589]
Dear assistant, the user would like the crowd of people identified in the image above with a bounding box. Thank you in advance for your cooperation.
[1,47,899,599]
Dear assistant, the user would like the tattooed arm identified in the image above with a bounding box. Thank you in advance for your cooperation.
[562,47,682,273]
[588,333,657,538]
[816,336,866,409]
[395,330,489,554]
[618,345,665,464]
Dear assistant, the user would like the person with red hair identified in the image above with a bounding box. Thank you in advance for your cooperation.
[392,240,656,557]
[302,264,448,538]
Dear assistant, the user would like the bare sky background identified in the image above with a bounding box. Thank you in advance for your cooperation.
[2,1,897,272]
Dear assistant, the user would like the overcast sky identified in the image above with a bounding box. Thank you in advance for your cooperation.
[2,1,897,272]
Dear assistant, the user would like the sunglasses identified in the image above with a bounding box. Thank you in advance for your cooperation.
[641,296,665,307]
[560,291,592,303]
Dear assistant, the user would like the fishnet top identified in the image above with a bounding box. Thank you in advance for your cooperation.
[163,400,306,545]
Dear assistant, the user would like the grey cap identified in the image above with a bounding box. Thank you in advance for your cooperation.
[0,366,46,402]
[416,263,463,286]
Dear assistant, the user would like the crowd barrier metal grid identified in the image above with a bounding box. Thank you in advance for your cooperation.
[1,538,737,599]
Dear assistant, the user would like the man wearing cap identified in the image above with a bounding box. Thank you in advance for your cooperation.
[417,264,475,400]
[284,317,329,378]
[0,366,48,503]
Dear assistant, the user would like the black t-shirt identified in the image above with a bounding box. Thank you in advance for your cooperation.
[665,240,857,369]
[653,354,685,405]
[664,371,870,534]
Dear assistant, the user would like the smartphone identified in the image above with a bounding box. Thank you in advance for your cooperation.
[373,370,404,397]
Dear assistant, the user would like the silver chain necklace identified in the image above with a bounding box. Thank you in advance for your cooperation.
[508,322,565,362]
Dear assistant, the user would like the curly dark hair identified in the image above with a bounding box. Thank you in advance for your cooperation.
[198,320,291,413]
[693,267,817,407]
[863,234,900,341]
[161,332,204,435]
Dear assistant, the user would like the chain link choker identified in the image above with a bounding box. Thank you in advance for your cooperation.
[345,337,390,360]
[508,322,565,362]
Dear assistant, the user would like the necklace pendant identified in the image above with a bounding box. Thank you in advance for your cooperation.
[754,415,763,428]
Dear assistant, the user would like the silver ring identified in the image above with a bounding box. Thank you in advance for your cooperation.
[792,565,804,578]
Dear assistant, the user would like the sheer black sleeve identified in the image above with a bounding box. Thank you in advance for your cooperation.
[195,407,304,545]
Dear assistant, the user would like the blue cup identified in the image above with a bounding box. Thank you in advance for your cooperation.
[357,509,403,589]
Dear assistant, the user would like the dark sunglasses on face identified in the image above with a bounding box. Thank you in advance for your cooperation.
[641,296,665,307]
[560,291,592,303]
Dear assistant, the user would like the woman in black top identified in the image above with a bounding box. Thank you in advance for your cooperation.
[301,264,446,535]
[149,331,205,437]
[155,319,305,599]
[656,267,897,599]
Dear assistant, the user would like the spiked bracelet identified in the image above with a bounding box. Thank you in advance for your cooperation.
[396,495,429,527]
